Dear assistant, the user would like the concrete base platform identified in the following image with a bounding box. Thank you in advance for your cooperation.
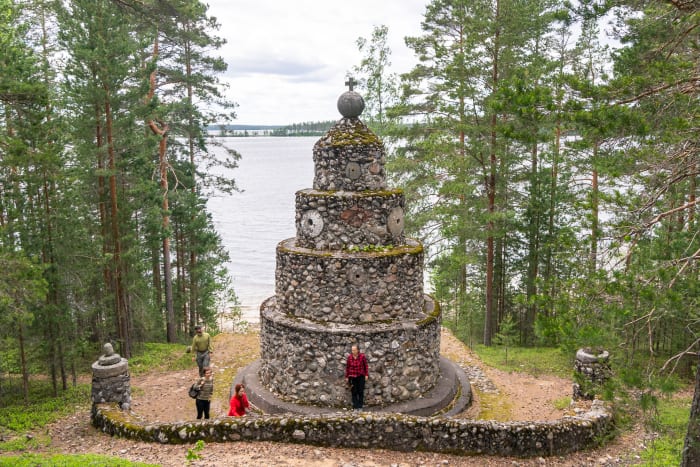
[232,356,471,417]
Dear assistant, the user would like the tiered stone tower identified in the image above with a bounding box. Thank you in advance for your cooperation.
[239,81,470,414]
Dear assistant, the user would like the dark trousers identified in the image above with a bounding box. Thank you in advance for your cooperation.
[349,375,365,409]
[196,351,210,377]
[196,399,210,419]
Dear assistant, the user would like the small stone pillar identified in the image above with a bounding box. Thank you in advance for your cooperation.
[91,343,131,410]
[573,348,611,400]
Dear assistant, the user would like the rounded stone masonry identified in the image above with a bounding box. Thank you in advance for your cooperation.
[313,118,386,192]
[258,295,441,408]
[91,343,131,411]
[275,238,425,323]
[573,348,612,400]
[295,189,406,250]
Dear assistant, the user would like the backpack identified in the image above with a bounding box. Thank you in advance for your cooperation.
[188,381,201,399]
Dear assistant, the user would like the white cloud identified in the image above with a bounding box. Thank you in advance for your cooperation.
[205,0,428,125]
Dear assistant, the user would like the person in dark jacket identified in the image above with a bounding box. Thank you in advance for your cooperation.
[345,344,369,410]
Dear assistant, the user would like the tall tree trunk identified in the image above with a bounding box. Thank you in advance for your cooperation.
[590,142,599,272]
[185,31,199,330]
[152,243,162,313]
[484,0,501,346]
[525,142,540,344]
[96,105,110,344]
[159,133,176,342]
[544,119,561,316]
[682,354,700,466]
[18,322,29,405]
[147,35,176,342]
[105,90,130,358]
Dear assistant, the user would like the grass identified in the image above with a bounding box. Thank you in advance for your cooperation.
[472,344,572,379]
[0,379,91,431]
[477,392,513,421]
[128,342,193,375]
[0,340,192,457]
[0,380,91,452]
[637,395,691,466]
[0,453,158,466]
[553,396,572,410]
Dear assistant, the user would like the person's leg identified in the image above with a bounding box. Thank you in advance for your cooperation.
[203,400,210,419]
[196,399,204,419]
[202,352,210,371]
[196,353,205,376]
[350,377,360,409]
[356,376,365,409]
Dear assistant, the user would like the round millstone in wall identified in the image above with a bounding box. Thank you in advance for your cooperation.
[387,207,405,237]
[300,210,324,237]
[345,161,362,180]
[346,264,366,285]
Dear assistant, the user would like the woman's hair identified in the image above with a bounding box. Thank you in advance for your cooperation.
[235,383,244,397]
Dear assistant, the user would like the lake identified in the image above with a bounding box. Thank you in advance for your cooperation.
[206,136,316,323]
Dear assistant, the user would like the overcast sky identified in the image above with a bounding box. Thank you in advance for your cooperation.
[205,0,428,126]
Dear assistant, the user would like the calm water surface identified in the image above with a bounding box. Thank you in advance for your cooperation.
[206,136,315,323]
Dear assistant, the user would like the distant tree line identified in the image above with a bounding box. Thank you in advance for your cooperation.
[269,121,336,136]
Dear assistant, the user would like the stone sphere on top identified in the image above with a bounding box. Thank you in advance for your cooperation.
[337,77,365,118]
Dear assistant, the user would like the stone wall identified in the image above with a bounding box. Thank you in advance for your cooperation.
[92,399,614,457]
[275,239,425,322]
[295,189,405,249]
[258,297,441,407]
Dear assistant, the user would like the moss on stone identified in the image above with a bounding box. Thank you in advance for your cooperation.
[299,188,403,198]
[278,240,422,259]
[320,119,382,148]
[416,297,441,326]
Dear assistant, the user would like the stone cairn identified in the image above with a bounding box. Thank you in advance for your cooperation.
[257,79,444,409]
[573,348,612,400]
[91,342,131,410]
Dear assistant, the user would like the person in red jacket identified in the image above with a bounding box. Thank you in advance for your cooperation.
[228,383,250,416]
[345,344,369,411]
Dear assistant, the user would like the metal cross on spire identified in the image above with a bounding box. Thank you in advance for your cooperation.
[345,77,357,92]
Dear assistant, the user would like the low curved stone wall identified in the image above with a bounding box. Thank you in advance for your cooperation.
[91,400,614,457]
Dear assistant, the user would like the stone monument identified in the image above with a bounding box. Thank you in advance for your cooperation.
[91,342,131,410]
[236,80,470,415]
[573,348,611,400]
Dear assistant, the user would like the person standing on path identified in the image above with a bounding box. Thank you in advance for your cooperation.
[345,344,369,411]
[194,367,214,419]
[191,325,213,377]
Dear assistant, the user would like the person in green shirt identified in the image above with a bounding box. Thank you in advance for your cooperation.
[191,325,213,376]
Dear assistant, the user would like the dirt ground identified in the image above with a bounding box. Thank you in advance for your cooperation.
[41,328,650,466]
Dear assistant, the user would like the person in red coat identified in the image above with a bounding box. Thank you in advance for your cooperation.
[345,344,369,410]
[228,383,250,416]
